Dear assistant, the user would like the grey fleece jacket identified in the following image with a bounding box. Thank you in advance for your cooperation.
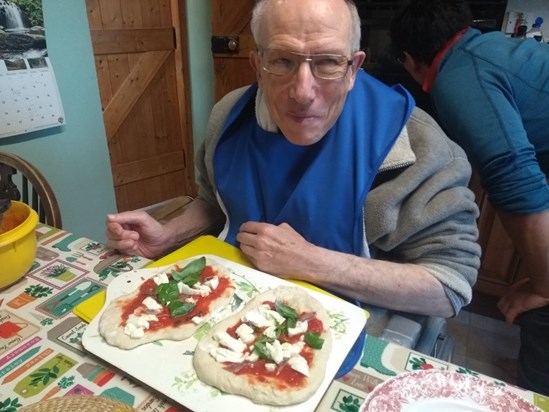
[195,86,481,315]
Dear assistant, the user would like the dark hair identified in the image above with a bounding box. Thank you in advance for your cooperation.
[389,0,473,65]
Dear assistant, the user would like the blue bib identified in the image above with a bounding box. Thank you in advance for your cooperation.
[214,70,414,255]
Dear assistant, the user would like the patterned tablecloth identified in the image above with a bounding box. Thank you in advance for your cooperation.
[1,224,548,412]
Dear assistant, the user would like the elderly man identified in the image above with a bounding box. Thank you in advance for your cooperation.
[106,0,480,320]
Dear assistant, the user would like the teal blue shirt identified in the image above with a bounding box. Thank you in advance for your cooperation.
[431,28,549,213]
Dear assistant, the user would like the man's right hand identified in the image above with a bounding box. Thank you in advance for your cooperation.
[105,211,170,259]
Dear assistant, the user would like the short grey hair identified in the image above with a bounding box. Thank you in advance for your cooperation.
[251,0,361,53]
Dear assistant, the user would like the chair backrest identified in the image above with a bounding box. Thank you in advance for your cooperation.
[0,152,62,228]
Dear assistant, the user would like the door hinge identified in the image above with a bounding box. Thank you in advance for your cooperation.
[211,36,240,53]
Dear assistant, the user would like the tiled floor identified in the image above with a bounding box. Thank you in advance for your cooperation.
[446,309,521,384]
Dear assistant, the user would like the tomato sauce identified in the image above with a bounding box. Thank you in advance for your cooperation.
[120,265,233,329]
[230,357,308,389]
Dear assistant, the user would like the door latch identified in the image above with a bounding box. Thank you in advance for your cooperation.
[211,36,240,54]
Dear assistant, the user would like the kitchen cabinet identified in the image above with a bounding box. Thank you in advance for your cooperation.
[468,172,527,298]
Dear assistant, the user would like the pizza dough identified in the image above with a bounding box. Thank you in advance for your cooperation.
[193,286,332,406]
[99,257,235,349]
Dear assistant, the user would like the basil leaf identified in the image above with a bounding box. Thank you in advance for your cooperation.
[168,301,195,318]
[255,334,274,345]
[254,341,273,361]
[274,321,287,338]
[304,331,324,349]
[286,317,297,329]
[171,256,206,286]
[156,281,179,305]
[275,299,298,321]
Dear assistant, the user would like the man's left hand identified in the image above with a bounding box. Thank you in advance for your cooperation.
[236,221,313,279]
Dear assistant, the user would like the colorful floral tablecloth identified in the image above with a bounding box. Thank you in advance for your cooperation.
[1,224,547,412]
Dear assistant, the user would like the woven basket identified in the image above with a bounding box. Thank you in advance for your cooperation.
[19,395,136,412]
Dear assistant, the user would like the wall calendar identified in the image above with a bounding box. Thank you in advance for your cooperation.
[0,57,65,139]
[0,0,64,139]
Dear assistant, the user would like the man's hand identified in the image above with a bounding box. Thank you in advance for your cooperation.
[105,211,170,258]
[236,221,312,279]
[498,277,549,324]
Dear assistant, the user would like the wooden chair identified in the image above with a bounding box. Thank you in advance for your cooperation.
[0,152,62,228]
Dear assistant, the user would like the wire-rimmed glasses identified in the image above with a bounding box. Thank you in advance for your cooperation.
[260,49,354,80]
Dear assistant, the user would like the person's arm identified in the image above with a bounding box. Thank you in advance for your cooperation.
[497,210,549,323]
[237,222,454,317]
[105,197,224,258]
[163,197,225,248]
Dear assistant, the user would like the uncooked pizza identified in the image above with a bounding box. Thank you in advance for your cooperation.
[99,256,235,349]
[193,286,332,406]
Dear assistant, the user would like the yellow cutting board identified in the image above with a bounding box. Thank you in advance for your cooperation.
[73,235,368,322]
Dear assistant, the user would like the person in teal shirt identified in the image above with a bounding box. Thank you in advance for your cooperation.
[390,0,549,396]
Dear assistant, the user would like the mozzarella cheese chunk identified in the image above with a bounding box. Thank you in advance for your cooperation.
[178,282,210,296]
[241,304,285,328]
[211,347,246,363]
[191,315,204,325]
[281,341,305,358]
[194,283,212,295]
[265,363,276,372]
[288,355,310,377]
[203,276,219,290]
[153,272,169,285]
[265,339,284,364]
[142,296,163,313]
[264,307,286,324]
[215,331,247,353]
[124,313,158,339]
[245,351,259,362]
[235,323,255,344]
[288,320,308,337]
[263,325,278,339]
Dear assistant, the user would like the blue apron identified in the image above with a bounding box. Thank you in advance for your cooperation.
[214,70,414,256]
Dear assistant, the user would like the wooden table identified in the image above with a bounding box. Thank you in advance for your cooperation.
[1,224,547,411]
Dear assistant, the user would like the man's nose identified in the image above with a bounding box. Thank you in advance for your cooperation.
[289,61,316,103]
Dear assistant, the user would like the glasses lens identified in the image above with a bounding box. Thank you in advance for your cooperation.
[262,50,351,79]
[262,50,298,76]
[312,55,350,79]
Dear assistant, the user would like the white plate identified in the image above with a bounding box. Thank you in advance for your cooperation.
[360,369,542,412]
[82,255,367,412]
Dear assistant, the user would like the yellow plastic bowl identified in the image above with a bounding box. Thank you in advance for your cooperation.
[0,201,38,288]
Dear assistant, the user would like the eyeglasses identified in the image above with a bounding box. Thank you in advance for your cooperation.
[260,49,353,80]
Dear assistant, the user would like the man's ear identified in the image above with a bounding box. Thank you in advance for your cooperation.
[402,51,429,85]
[347,50,366,90]
[249,50,263,83]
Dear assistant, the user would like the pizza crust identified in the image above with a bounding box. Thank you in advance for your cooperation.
[193,286,332,406]
[99,258,235,350]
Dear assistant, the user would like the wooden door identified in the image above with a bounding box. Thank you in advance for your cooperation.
[211,0,256,102]
[86,0,196,212]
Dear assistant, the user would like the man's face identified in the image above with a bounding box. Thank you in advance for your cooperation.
[250,0,365,146]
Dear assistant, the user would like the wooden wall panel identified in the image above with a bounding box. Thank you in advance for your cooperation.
[213,58,256,102]
[211,0,257,101]
[87,0,196,212]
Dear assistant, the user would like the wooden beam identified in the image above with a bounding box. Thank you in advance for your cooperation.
[112,151,187,186]
[90,28,175,54]
[103,50,171,140]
